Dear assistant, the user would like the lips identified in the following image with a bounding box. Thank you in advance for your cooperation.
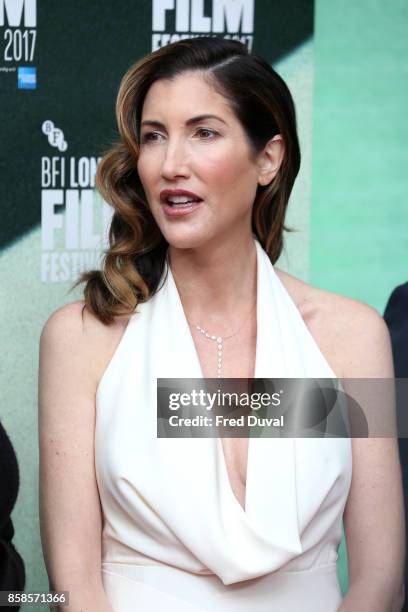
[159,189,203,204]
[159,189,203,218]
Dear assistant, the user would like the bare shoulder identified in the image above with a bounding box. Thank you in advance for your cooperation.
[274,267,393,378]
[40,300,131,388]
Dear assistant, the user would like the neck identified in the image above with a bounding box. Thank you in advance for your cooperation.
[168,234,257,331]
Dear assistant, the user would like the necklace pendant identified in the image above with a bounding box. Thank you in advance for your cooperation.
[190,294,256,379]
[217,347,222,378]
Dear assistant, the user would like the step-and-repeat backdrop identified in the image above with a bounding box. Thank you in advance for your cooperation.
[0,0,330,603]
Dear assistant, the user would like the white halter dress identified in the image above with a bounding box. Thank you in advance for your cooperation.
[95,238,353,611]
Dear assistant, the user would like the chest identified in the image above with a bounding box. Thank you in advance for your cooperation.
[189,305,342,511]
[190,316,256,509]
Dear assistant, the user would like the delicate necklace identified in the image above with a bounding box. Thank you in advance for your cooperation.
[169,254,257,378]
[187,300,256,378]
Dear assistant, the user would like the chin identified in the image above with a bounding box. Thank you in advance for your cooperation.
[160,226,213,251]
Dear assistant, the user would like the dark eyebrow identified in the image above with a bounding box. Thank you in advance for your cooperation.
[140,114,227,129]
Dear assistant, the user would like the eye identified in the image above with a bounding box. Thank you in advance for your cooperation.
[140,131,162,143]
[196,128,218,139]
[140,127,219,144]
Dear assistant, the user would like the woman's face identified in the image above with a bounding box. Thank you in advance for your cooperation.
[137,71,275,250]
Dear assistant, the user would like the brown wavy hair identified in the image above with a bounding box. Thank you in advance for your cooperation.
[74,37,301,324]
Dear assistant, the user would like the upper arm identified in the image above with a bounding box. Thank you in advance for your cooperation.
[38,301,106,587]
[340,302,405,596]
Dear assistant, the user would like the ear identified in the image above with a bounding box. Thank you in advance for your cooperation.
[256,134,285,186]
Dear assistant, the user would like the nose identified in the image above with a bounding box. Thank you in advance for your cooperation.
[160,137,190,180]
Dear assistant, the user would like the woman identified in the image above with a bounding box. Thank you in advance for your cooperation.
[38,37,405,611]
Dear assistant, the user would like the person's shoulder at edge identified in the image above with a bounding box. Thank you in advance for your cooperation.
[274,267,393,379]
[39,300,132,389]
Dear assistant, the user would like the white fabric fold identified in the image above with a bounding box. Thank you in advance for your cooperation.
[95,237,352,603]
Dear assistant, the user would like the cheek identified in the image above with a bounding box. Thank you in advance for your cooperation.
[198,150,246,191]
[203,154,255,202]
[136,152,160,191]
[136,157,150,190]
